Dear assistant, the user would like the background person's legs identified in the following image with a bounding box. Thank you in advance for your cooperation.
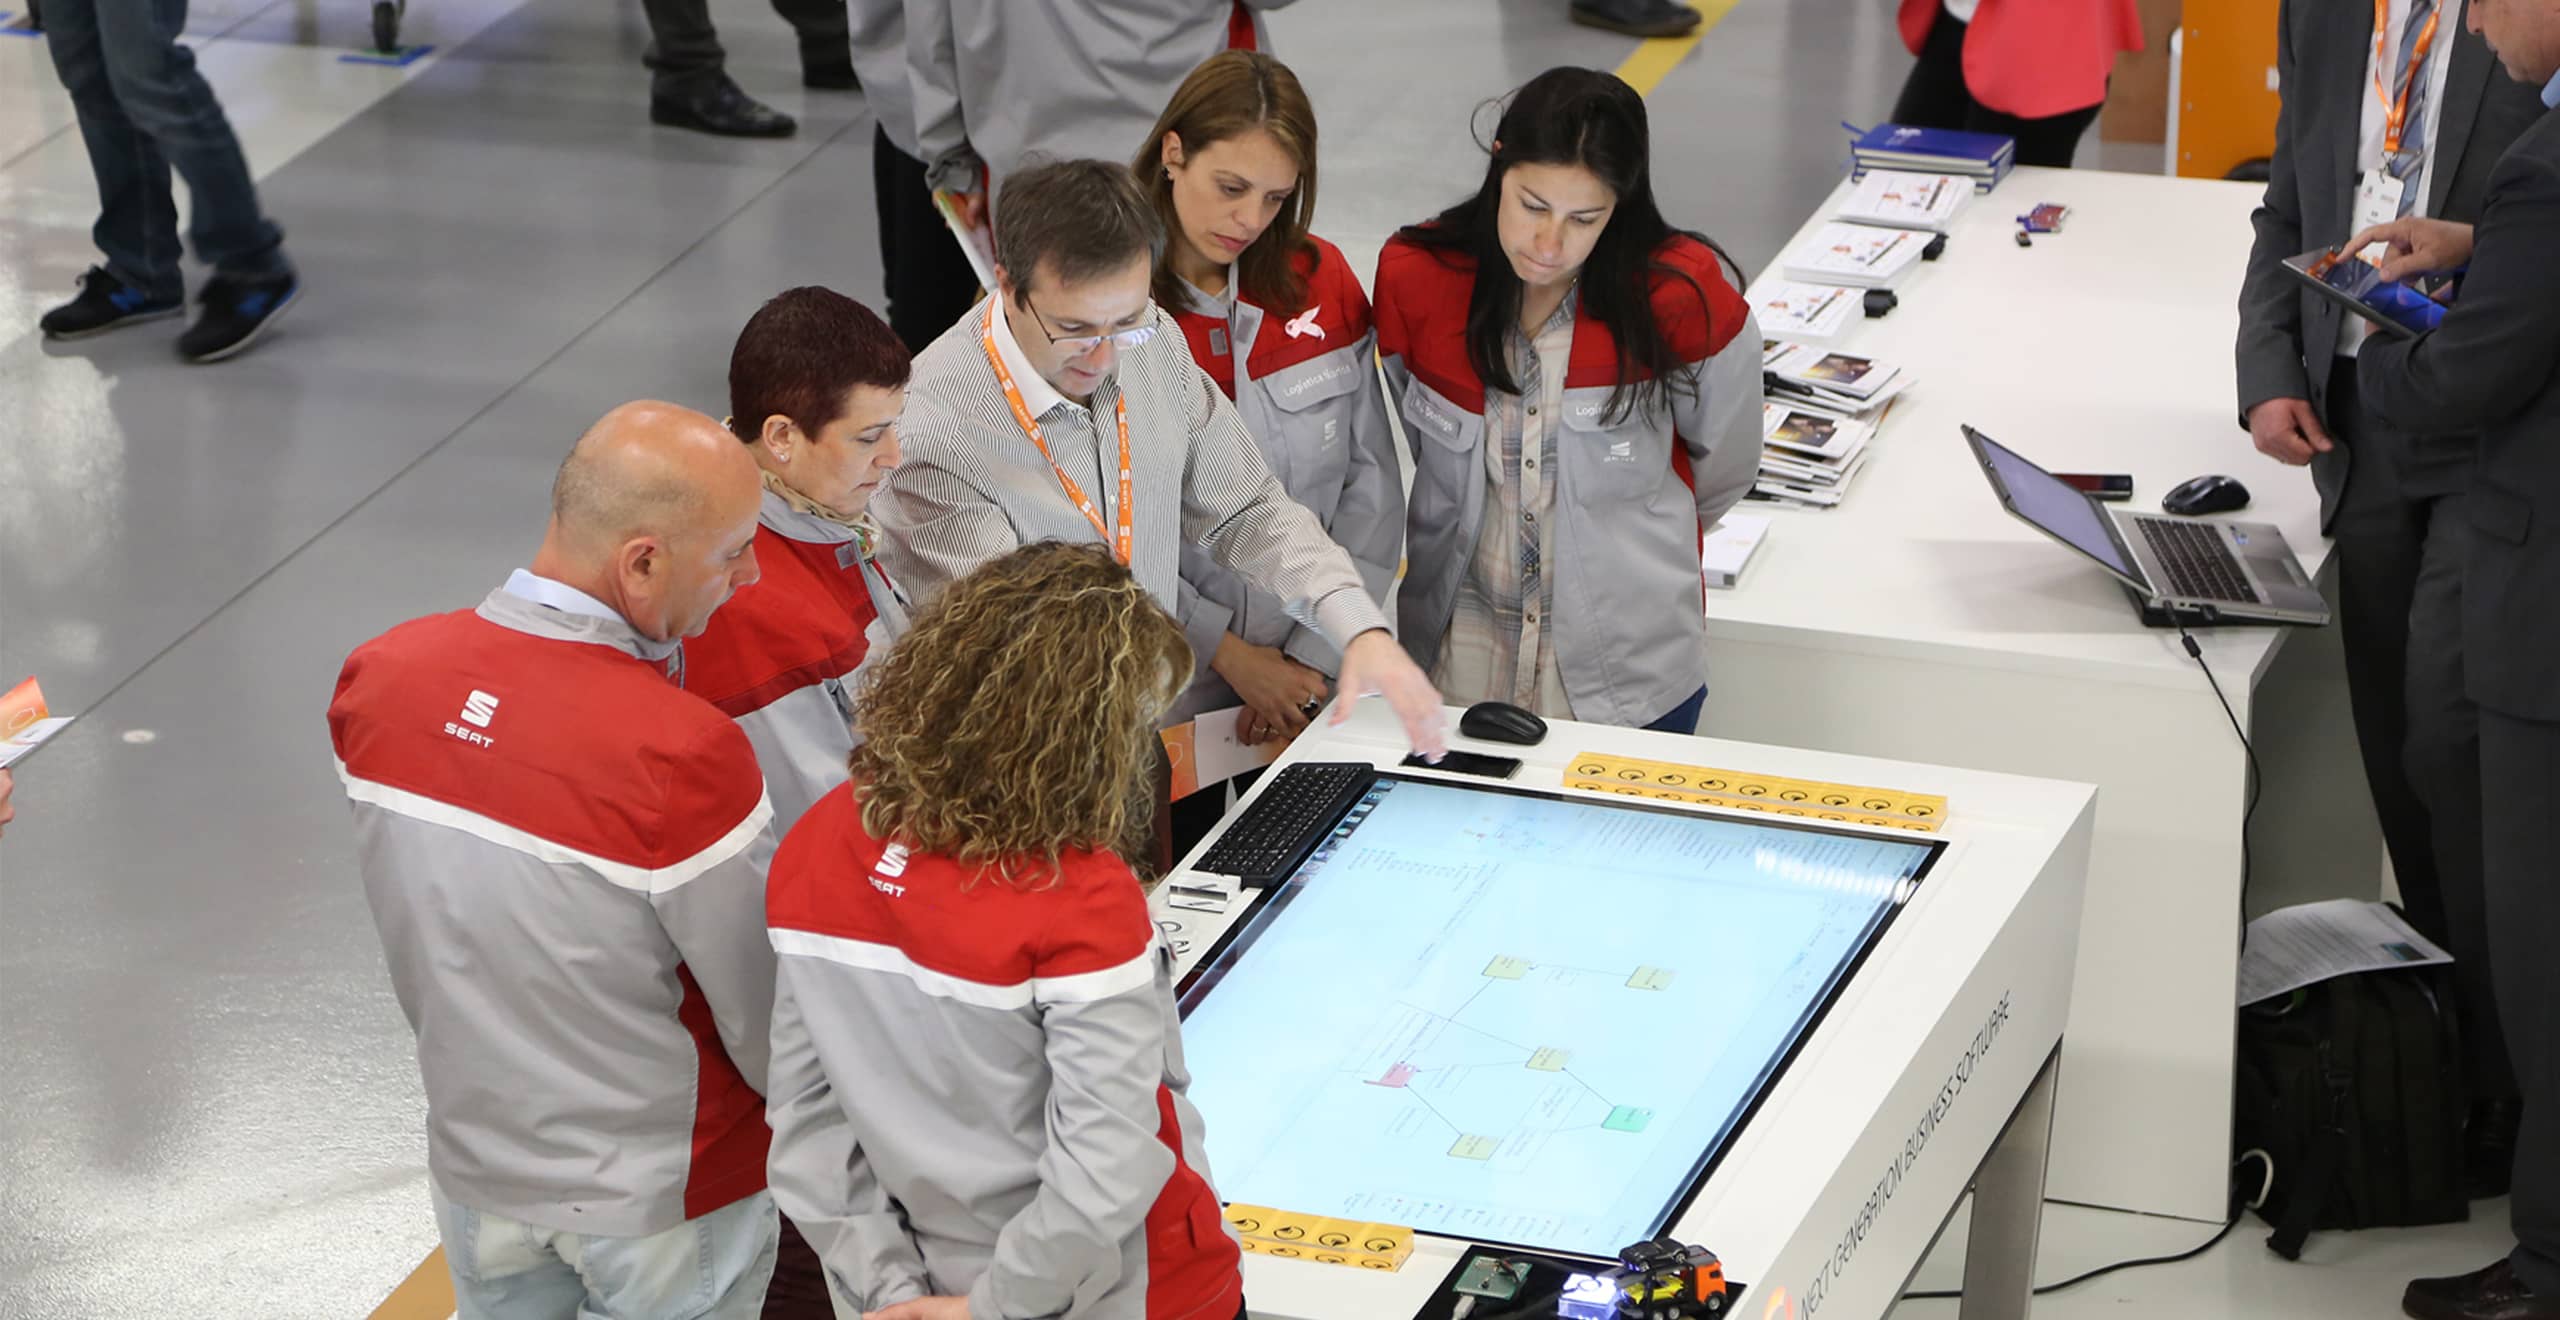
[638,0,726,101]
[769,0,850,85]
[97,0,287,280]
[42,0,186,307]
[1888,7,1974,135]
[637,0,795,136]
[1889,7,2101,168]
[871,125,983,353]
[1965,101,2104,169]
[2401,488,2519,1193]
[2476,710,2560,1296]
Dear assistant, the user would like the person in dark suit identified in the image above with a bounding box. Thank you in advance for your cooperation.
[2354,0,2560,1309]
[2236,0,2545,1202]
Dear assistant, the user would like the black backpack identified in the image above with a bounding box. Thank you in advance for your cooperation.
[2233,965,2469,1259]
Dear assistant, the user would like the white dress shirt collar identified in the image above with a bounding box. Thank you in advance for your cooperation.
[504,568,625,625]
[989,297,1074,419]
[2544,66,2560,109]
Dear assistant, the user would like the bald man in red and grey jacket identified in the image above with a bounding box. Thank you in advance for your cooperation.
[329,401,785,1320]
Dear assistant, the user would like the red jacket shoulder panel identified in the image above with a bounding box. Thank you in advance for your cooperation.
[1374,235,1488,411]
[330,611,760,868]
[768,796,1149,989]
[684,529,877,717]
[1244,235,1376,376]
[1645,235,1749,362]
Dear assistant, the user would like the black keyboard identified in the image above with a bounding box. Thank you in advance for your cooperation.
[2136,517,2260,603]
[1193,761,1379,888]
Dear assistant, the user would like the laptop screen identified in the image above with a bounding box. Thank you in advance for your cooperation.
[1969,429,2140,581]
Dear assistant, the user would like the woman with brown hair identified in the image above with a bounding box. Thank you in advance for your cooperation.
[763,541,1248,1320]
[1133,50,1401,757]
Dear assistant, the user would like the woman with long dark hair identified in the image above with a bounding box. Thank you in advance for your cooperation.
[1375,67,1764,734]
[1133,50,1400,753]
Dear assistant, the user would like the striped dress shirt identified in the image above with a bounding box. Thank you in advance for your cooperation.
[869,297,1394,657]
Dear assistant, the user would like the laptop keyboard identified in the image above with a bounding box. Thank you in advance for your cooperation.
[2136,518,2260,603]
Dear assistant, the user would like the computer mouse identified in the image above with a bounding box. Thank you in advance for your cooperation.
[2162,474,2251,516]
[1460,700,1548,746]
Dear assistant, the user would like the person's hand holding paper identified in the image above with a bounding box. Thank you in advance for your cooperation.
[2345,216,2477,286]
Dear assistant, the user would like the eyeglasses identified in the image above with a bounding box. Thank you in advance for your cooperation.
[1023,298,1159,355]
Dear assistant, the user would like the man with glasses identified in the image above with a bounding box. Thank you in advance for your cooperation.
[869,158,1449,764]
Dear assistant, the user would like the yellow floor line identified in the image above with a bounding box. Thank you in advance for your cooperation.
[1611,0,1742,97]
[368,1247,455,1320]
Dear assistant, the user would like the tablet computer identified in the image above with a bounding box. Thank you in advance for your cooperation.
[2282,248,2449,339]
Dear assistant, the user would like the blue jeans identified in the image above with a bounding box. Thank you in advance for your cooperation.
[1642,685,1708,735]
[433,1187,780,1320]
[43,0,288,300]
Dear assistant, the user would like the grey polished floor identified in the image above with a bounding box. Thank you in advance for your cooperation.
[0,0,2504,1316]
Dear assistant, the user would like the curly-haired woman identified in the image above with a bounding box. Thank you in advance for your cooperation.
[763,541,1246,1320]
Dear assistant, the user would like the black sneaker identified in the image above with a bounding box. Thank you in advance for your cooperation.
[179,268,300,363]
[1569,0,1703,37]
[40,267,184,340]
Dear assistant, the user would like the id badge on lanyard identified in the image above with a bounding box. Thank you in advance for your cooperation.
[2356,0,2437,251]
[2352,171,2407,254]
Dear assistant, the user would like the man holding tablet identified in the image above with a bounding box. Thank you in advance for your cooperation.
[2353,0,2560,1308]
[2235,0,2543,1208]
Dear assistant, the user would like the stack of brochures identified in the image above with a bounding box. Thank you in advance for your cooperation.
[1834,170,1972,232]
[1747,280,1860,343]
[1781,223,1928,289]
[1752,343,1913,509]
[1847,122,2016,193]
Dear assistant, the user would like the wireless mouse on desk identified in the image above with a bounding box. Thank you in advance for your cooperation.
[2162,474,2251,516]
[1460,700,1548,746]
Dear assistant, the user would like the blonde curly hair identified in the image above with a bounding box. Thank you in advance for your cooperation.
[850,541,1192,885]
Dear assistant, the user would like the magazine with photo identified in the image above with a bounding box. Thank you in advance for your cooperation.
[1767,342,1903,399]
[1760,402,1873,461]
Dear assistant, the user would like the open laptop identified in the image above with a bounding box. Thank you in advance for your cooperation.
[1963,425,2330,626]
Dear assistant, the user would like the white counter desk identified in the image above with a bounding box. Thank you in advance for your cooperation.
[1154,701,2095,1320]
[1717,166,2379,1221]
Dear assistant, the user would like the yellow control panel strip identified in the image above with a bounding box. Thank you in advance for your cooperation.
[1223,1204,1415,1272]
[1565,751,1947,833]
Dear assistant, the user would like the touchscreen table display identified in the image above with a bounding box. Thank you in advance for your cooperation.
[1178,775,1942,1259]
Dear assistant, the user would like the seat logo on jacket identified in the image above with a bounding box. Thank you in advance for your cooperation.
[871,843,911,897]
[444,689,500,749]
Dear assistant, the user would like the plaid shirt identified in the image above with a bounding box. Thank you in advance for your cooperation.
[1431,297,1575,717]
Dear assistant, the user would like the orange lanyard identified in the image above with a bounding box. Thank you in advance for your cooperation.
[2372,0,2441,158]
[980,301,1135,567]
